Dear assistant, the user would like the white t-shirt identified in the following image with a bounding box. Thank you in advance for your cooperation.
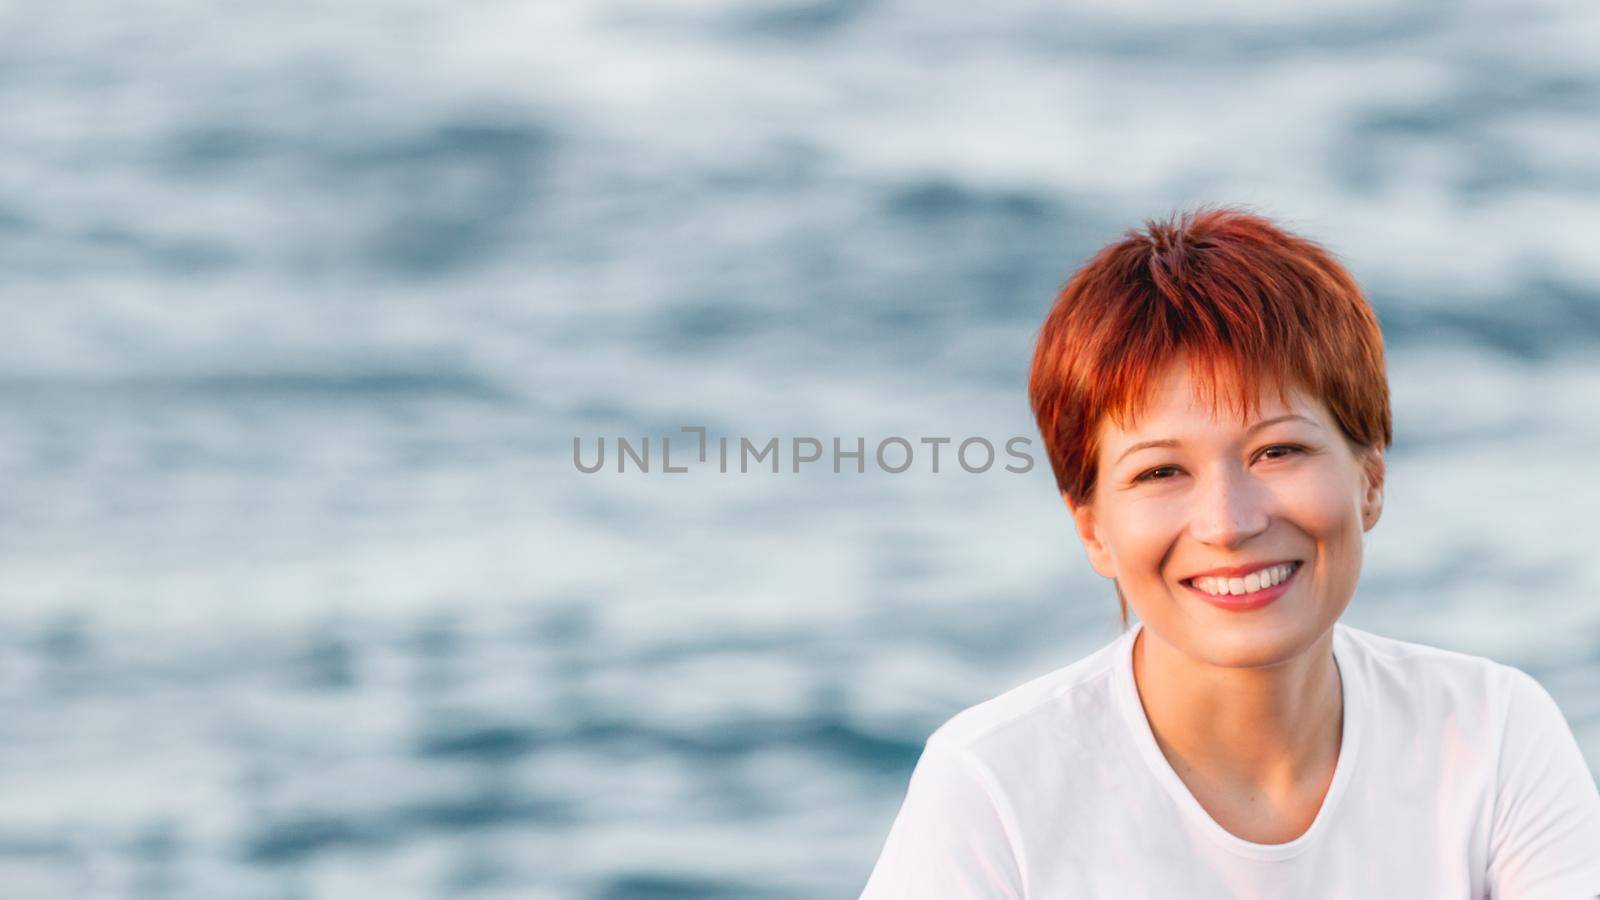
[860,620,1600,899]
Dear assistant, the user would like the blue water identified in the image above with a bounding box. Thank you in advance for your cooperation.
[2,1,1599,896]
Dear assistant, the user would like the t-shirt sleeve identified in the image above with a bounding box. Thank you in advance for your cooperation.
[1485,665,1600,900]
[859,735,1027,900]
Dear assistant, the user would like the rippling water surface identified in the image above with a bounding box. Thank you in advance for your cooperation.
[2,1,1598,897]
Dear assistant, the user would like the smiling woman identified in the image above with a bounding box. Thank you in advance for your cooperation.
[859,208,1600,898]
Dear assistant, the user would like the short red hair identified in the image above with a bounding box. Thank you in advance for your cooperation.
[1029,205,1392,512]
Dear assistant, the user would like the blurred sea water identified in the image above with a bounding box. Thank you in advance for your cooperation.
[2,0,1599,896]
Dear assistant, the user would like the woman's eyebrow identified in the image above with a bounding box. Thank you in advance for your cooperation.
[1113,414,1319,464]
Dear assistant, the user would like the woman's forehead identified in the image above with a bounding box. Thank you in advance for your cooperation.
[1109,365,1319,435]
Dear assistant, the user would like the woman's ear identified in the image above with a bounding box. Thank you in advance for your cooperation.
[1360,447,1385,532]
[1065,492,1118,580]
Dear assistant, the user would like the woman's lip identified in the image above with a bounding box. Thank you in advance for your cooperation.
[1181,561,1302,611]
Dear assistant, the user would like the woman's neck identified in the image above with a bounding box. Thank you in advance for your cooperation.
[1131,624,1343,798]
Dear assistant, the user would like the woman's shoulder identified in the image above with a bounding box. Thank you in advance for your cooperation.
[1337,622,1523,683]
[927,630,1130,763]
[1336,622,1538,727]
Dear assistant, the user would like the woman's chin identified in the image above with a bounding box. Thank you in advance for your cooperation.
[1169,614,1325,670]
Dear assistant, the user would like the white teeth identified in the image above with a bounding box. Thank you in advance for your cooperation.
[1189,563,1296,597]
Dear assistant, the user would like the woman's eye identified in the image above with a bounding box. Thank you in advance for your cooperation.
[1134,466,1179,483]
[1133,446,1304,484]
[1258,444,1305,461]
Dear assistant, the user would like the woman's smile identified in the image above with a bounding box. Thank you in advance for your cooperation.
[1180,560,1304,612]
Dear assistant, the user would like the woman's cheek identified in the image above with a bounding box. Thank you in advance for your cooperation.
[1123,499,1183,550]
[1275,467,1359,537]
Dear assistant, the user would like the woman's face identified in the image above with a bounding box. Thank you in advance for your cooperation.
[1068,358,1385,668]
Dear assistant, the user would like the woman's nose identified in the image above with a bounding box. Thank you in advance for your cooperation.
[1189,467,1271,548]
